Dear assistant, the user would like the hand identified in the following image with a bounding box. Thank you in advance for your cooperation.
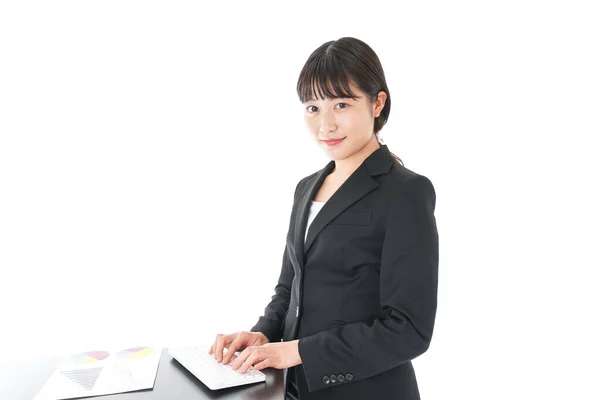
[230,340,302,373]
[208,331,269,365]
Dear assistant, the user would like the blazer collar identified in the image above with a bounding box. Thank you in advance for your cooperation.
[293,144,395,266]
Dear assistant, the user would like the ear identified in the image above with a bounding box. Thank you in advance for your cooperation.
[373,91,387,118]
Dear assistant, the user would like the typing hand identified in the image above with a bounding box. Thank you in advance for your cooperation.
[230,340,301,374]
[208,331,269,365]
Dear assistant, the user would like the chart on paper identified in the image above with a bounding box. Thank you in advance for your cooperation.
[33,346,161,400]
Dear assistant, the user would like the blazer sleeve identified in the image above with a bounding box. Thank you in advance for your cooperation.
[297,174,439,392]
[249,178,304,343]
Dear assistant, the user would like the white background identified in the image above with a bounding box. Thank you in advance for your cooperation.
[1,1,599,399]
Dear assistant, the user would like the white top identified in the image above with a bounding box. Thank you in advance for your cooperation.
[305,201,326,243]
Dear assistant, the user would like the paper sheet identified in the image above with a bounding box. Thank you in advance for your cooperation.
[34,346,161,400]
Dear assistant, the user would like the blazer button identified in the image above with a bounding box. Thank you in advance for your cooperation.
[330,374,337,383]
[337,374,345,382]
[345,373,354,381]
[322,376,330,384]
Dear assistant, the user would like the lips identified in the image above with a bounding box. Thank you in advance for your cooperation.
[321,137,346,146]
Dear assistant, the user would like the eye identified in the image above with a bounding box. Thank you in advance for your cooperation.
[305,102,349,113]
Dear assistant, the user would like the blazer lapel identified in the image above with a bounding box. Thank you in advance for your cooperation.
[293,160,334,269]
[292,144,395,268]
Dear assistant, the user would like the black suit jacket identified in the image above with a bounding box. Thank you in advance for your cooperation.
[250,144,439,400]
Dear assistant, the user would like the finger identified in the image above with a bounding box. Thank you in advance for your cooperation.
[254,359,271,371]
[214,334,226,362]
[211,334,221,358]
[222,339,242,365]
[239,350,261,374]
[231,347,251,370]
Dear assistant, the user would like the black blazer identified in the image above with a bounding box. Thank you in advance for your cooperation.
[250,144,439,400]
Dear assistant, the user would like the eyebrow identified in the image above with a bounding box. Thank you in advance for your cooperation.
[303,95,362,103]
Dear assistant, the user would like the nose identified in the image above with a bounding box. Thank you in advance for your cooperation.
[319,109,337,135]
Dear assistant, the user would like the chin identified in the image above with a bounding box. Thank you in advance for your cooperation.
[324,148,349,161]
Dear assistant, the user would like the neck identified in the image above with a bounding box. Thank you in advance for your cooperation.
[333,135,381,177]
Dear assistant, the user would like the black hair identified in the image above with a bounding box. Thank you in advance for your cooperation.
[296,37,404,166]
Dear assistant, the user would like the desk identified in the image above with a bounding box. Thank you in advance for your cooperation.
[1,348,285,400]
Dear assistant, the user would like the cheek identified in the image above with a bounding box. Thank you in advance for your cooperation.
[353,113,373,131]
[339,114,366,133]
[331,115,349,129]
[304,117,319,133]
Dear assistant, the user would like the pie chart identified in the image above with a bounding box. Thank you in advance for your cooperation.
[117,346,154,360]
[69,351,110,365]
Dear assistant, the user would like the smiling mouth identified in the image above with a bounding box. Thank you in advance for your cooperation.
[321,137,346,146]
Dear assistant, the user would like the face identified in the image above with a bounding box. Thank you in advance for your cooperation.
[302,80,387,161]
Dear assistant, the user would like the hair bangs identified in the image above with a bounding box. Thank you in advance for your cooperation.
[297,55,359,103]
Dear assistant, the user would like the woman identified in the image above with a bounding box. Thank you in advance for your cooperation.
[209,37,439,400]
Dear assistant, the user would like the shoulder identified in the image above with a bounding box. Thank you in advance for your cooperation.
[290,170,319,201]
[385,163,436,210]
[292,173,316,201]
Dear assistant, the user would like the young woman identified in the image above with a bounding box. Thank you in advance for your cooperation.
[209,37,439,400]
